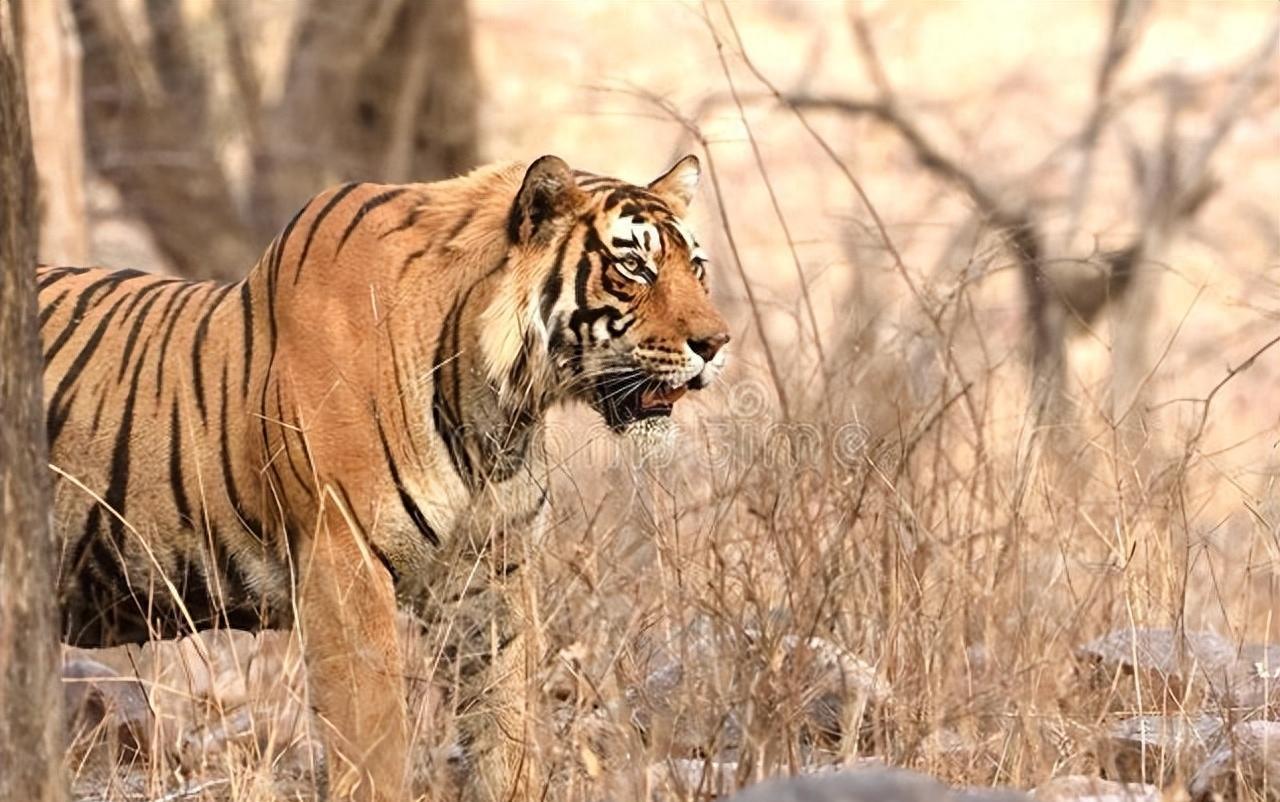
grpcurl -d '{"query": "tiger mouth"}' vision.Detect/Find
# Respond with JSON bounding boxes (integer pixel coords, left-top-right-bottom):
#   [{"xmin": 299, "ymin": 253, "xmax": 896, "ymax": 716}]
[{"xmin": 595, "ymin": 374, "xmax": 689, "ymax": 431}]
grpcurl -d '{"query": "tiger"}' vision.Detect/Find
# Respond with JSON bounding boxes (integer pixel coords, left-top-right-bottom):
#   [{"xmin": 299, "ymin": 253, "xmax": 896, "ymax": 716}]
[{"xmin": 37, "ymin": 154, "xmax": 730, "ymax": 801}]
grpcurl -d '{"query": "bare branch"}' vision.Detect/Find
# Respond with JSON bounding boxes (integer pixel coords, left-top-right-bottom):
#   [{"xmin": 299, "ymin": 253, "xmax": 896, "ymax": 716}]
[
  {"xmin": 1175, "ymin": 16, "xmax": 1279, "ymax": 220},
  {"xmin": 251, "ymin": 0, "xmax": 478, "ymax": 235},
  {"xmin": 1063, "ymin": 0, "xmax": 1151, "ymax": 240},
  {"xmin": 778, "ymin": 93, "xmax": 1058, "ymax": 394},
  {"xmin": 712, "ymin": 2, "xmax": 994, "ymax": 454},
  {"xmin": 848, "ymin": 5, "xmax": 890, "ymax": 98},
  {"xmin": 701, "ymin": 0, "xmax": 830, "ymax": 390},
  {"xmin": 71, "ymin": 0, "xmax": 258, "ymax": 280},
  {"xmin": 216, "ymin": 1, "xmax": 263, "ymax": 144},
  {"xmin": 143, "ymin": 0, "xmax": 206, "ymax": 103},
  {"xmin": 1150, "ymin": 331, "xmax": 1280, "ymax": 461}
]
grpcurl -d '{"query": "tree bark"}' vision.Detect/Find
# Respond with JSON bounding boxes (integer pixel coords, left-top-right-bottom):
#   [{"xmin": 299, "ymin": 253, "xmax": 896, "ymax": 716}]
[
  {"xmin": 251, "ymin": 0, "xmax": 480, "ymax": 240},
  {"xmin": 71, "ymin": 0, "xmax": 260, "ymax": 280},
  {"xmin": 73, "ymin": 0, "xmax": 482, "ymax": 277},
  {"xmin": 21, "ymin": 0, "xmax": 88, "ymax": 265},
  {"xmin": 0, "ymin": 0, "xmax": 68, "ymax": 799},
  {"xmin": 350, "ymin": 0, "xmax": 480, "ymax": 185}
]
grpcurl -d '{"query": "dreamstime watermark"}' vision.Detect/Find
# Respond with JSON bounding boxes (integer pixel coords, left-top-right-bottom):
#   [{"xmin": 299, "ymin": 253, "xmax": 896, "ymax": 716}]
[{"xmin": 528, "ymin": 376, "xmax": 873, "ymax": 473}]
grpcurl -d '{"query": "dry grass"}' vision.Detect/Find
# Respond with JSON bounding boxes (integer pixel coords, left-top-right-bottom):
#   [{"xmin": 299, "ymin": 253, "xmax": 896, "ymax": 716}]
[{"xmin": 60, "ymin": 1, "xmax": 1279, "ymax": 800}]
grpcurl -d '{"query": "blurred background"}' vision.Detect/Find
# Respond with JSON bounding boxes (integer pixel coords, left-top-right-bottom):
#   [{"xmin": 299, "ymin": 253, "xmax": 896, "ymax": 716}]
[{"xmin": 32, "ymin": 0, "xmax": 1280, "ymax": 800}]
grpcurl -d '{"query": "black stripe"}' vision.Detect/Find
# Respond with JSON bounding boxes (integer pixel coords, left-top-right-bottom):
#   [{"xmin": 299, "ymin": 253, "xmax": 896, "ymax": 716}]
[
  {"xmin": 89, "ymin": 392, "xmax": 108, "ymax": 436},
  {"xmin": 191, "ymin": 283, "xmax": 236, "ymax": 425},
  {"xmin": 398, "ymin": 247, "xmax": 427, "ymax": 277},
  {"xmin": 431, "ymin": 298, "xmax": 474, "ymax": 484},
  {"xmin": 153, "ymin": 283, "xmax": 202, "ymax": 402},
  {"xmin": 98, "ymin": 322, "xmax": 155, "ymax": 563},
  {"xmin": 604, "ymin": 186, "xmax": 664, "ymax": 212},
  {"xmin": 431, "ymin": 259, "xmax": 509, "ymax": 484},
  {"xmin": 240, "ymin": 282, "xmax": 254, "ymax": 397},
  {"xmin": 540, "ymin": 236, "xmax": 570, "ymax": 324},
  {"xmin": 607, "ymin": 313, "xmax": 634, "ymax": 337},
  {"xmin": 566, "ymin": 241, "xmax": 599, "ymax": 371},
  {"xmin": 371, "ymin": 543, "xmax": 399, "ymax": 584},
  {"xmin": 574, "ymin": 247, "xmax": 592, "ymax": 309},
  {"xmin": 169, "ymin": 399, "xmax": 194, "ymax": 525},
  {"xmin": 256, "ymin": 210, "xmax": 300, "ymax": 508},
  {"xmin": 114, "ymin": 280, "xmax": 179, "ymax": 382},
  {"xmin": 45, "ymin": 292, "xmax": 133, "ymax": 445},
  {"xmin": 43, "ymin": 271, "xmax": 141, "ymax": 364},
  {"xmin": 294, "ymin": 182, "xmax": 361, "ymax": 284},
  {"xmin": 275, "ymin": 381, "xmax": 314, "ymax": 500},
  {"xmin": 256, "ymin": 337, "xmax": 280, "ymax": 518},
  {"xmin": 379, "ymin": 205, "xmax": 423, "ymax": 240},
  {"xmin": 39, "ymin": 288, "xmax": 72, "ymax": 329},
  {"xmin": 601, "ymin": 265, "xmax": 637, "ymax": 303},
  {"xmin": 447, "ymin": 291, "xmax": 469, "ymax": 452},
  {"xmin": 269, "ymin": 203, "xmax": 307, "ymax": 285},
  {"xmin": 445, "ymin": 208, "xmax": 476, "ymax": 246},
  {"xmin": 505, "ymin": 196, "xmax": 523, "ymax": 243},
  {"xmin": 385, "ymin": 333, "xmax": 419, "ymax": 455},
  {"xmin": 377, "ymin": 419, "xmax": 440, "ymax": 547},
  {"xmin": 220, "ymin": 361, "xmax": 263, "ymax": 539},
  {"xmin": 336, "ymin": 188, "xmax": 409, "ymax": 256},
  {"xmin": 37, "ymin": 266, "xmax": 91, "ymax": 291},
  {"xmin": 569, "ymin": 301, "xmax": 625, "ymax": 342},
  {"xmin": 576, "ymin": 176, "xmax": 621, "ymax": 189}
]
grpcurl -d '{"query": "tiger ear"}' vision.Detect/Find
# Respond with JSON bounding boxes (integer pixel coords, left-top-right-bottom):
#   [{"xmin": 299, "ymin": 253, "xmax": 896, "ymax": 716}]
[
  {"xmin": 508, "ymin": 155, "xmax": 583, "ymax": 244},
  {"xmin": 647, "ymin": 154, "xmax": 701, "ymax": 214}
]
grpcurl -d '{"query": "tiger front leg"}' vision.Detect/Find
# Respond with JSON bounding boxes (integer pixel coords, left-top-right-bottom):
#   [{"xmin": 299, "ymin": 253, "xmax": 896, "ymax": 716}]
[
  {"xmin": 456, "ymin": 576, "xmax": 547, "ymax": 802},
  {"xmin": 298, "ymin": 502, "xmax": 409, "ymax": 802}
]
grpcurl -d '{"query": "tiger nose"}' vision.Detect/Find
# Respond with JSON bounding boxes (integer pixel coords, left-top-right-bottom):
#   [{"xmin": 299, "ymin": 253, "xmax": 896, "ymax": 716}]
[{"xmin": 688, "ymin": 331, "xmax": 730, "ymax": 362}]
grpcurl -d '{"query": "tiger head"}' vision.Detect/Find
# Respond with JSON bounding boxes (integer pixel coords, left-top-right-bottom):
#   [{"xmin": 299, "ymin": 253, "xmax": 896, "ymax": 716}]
[{"xmin": 504, "ymin": 155, "xmax": 730, "ymax": 435}]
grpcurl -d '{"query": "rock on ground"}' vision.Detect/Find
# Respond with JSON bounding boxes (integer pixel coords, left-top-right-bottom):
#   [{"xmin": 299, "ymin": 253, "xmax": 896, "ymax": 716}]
[
  {"xmin": 623, "ymin": 619, "xmax": 892, "ymax": 763},
  {"xmin": 62, "ymin": 655, "xmax": 154, "ymax": 761},
  {"xmin": 1094, "ymin": 715, "xmax": 1223, "ymax": 785},
  {"xmin": 722, "ymin": 768, "xmax": 1031, "ymax": 802},
  {"xmin": 1077, "ymin": 628, "xmax": 1278, "ymax": 715},
  {"xmin": 1076, "ymin": 629, "xmax": 1237, "ymax": 710},
  {"xmin": 1032, "ymin": 775, "xmax": 1161, "ymax": 801},
  {"xmin": 1189, "ymin": 720, "xmax": 1280, "ymax": 801}
]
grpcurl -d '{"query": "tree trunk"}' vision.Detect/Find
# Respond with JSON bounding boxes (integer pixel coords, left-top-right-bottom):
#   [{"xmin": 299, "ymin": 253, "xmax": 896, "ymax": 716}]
[
  {"xmin": 251, "ymin": 0, "xmax": 480, "ymax": 240},
  {"xmin": 347, "ymin": 0, "xmax": 481, "ymax": 185},
  {"xmin": 21, "ymin": 0, "xmax": 88, "ymax": 265},
  {"xmin": 0, "ymin": 1, "xmax": 68, "ymax": 799},
  {"xmin": 73, "ymin": 0, "xmax": 482, "ymax": 275},
  {"xmin": 71, "ymin": 0, "xmax": 260, "ymax": 280}
]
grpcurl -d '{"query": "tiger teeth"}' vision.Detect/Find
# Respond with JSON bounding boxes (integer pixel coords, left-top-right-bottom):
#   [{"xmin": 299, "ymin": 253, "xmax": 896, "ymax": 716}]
[{"xmin": 640, "ymin": 384, "xmax": 687, "ymax": 409}]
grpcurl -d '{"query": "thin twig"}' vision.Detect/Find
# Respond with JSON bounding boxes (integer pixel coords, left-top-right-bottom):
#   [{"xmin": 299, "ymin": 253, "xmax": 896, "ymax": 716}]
[
  {"xmin": 1063, "ymin": 0, "xmax": 1150, "ymax": 241},
  {"xmin": 714, "ymin": 5, "xmax": 991, "ymax": 447},
  {"xmin": 702, "ymin": 0, "xmax": 830, "ymax": 390},
  {"xmin": 1153, "ymin": 332, "xmax": 1280, "ymax": 454}
]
